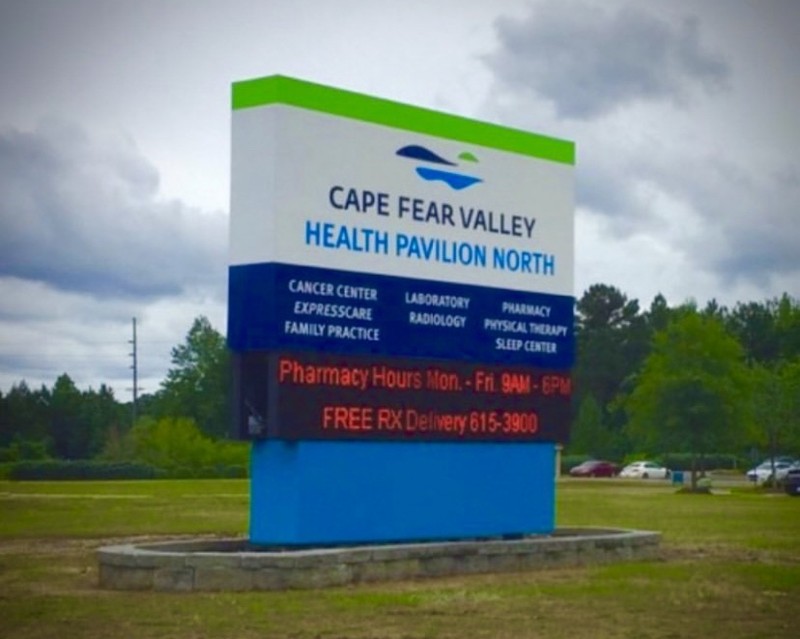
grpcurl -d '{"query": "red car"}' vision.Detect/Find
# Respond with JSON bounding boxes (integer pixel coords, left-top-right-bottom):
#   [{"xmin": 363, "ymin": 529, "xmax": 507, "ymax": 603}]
[{"xmin": 568, "ymin": 460, "xmax": 619, "ymax": 478}]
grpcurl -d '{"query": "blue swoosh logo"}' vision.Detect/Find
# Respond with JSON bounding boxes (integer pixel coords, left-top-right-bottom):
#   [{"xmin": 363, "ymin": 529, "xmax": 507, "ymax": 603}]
[
  {"xmin": 415, "ymin": 167, "xmax": 482, "ymax": 190},
  {"xmin": 396, "ymin": 144, "xmax": 482, "ymax": 190}
]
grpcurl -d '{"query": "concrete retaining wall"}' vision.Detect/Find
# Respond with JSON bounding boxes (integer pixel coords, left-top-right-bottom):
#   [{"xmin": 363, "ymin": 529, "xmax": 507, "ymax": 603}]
[{"xmin": 98, "ymin": 527, "xmax": 661, "ymax": 592}]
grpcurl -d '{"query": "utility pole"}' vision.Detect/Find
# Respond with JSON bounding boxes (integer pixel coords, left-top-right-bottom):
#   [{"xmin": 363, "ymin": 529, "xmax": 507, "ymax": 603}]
[{"xmin": 129, "ymin": 317, "xmax": 141, "ymax": 426}]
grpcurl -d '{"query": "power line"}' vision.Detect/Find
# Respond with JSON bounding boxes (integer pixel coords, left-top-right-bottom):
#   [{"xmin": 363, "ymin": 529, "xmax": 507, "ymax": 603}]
[{"xmin": 128, "ymin": 318, "xmax": 144, "ymax": 426}]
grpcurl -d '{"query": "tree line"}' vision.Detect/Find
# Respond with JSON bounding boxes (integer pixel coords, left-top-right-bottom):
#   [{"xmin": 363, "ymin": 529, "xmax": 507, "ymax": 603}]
[
  {"xmin": 0, "ymin": 316, "xmax": 237, "ymax": 472},
  {"xmin": 572, "ymin": 286, "xmax": 800, "ymax": 481},
  {"xmin": 1, "ymin": 288, "xmax": 799, "ymax": 477}
]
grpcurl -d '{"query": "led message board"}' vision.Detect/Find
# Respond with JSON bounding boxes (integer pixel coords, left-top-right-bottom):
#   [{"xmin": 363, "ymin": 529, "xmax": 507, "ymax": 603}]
[
  {"xmin": 236, "ymin": 351, "xmax": 571, "ymax": 442},
  {"xmin": 228, "ymin": 76, "xmax": 575, "ymax": 444}
]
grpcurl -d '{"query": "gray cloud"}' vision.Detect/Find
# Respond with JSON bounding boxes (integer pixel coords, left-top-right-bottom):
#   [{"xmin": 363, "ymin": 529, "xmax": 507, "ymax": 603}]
[
  {"xmin": 0, "ymin": 274, "xmax": 225, "ymax": 393},
  {"xmin": 485, "ymin": 2, "xmax": 730, "ymax": 119},
  {"xmin": 580, "ymin": 148, "xmax": 800, "ymax": 290},
  {"xmin": 480, "ymin": 2, "xmax": 798, "ymax": 295},
  {"xmin": 0, "ymin": 119, "xmax": 226, "ymax": 300},
  {"xmin": 652, "ymin": 155, "xmax": 800, "ymax": 289}
]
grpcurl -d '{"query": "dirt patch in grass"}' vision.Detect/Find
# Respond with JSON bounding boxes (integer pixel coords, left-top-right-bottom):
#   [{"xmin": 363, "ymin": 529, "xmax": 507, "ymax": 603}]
[{"xmin": 658, "ymin": 541, "xmax": 800, "ymax": 565}]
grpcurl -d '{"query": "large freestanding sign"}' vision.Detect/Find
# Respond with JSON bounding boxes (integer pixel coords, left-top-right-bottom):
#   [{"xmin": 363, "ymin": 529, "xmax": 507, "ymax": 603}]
[{"xmin": 228, "ymin": 76, "xmax": 575, "ymax": 545}]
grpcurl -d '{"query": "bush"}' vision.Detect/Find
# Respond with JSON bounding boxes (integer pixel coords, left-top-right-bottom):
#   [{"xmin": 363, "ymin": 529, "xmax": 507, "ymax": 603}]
[
  {"xmin": 185, "ymin": 464, "xmax": 248, "ymax": 479},
  {"xmin": 4, "ymin": 417, "xmax": 252, "ymax": 481},
  {"xmin": 120, "ymin": 416, "xmax": 250, "ymax": 475},
  {"xmin": 8, "ymin": 460, "xmax": 167, "ymax": 481},
  {"xmin": 0, "ymin": 438, "xmax": 51, "ymax": 462},
  {"xmin": 6, "ymin": 460, "xmax": 249, "ymax": 481},
  {"xmin": 660, "ymin": 453, "xmax": 747, "ymax": 472}
]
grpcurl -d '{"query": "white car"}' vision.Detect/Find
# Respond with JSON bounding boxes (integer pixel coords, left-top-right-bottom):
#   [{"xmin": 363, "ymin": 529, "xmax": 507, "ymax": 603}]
[
  {"xmin": 619, "ymin": 461, "xmax": 671, "ymax": 480},
  {"xmin": 746, "ymin": 460, "xmax": 797, "ymax": 485}
]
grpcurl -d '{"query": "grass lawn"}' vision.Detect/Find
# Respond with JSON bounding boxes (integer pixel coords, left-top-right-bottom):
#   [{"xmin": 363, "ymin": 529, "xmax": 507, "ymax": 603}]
[{"xmin": 1, "ymin": 477, "xmax": 798, "ymax": 638}]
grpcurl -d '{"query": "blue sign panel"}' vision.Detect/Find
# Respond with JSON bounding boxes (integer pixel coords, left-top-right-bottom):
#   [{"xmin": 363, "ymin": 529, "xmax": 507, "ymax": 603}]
[{"xmin": 229, "ymin": 263, "xmax": 574, "ymax": 368}]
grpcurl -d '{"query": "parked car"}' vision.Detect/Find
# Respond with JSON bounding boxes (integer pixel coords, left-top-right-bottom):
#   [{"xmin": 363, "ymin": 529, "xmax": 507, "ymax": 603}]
[
  {"xmin": 746, "ymin": 460, "xmax": 798, "ymax": 485},
  {"xmin": 784, "ymin": 468, "xmax": 800, "ymax": 496},
  {"xmin": 569, "ymin": 460, "xmax": 619, "ymax": 478},
  {"xmin": 619, "ymin": 461, "xmax": 671, "ymax": 480}
]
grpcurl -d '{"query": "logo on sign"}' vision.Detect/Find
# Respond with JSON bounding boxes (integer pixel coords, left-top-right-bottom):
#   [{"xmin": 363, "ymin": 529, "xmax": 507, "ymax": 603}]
[{"xmin": 396, "ymin": 145, "xmax": 482, "ymax": 191}]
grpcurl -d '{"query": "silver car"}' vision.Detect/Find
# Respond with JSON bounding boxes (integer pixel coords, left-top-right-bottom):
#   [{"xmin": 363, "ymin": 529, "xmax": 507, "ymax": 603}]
[
  {"xmin": 746, "ymin": 460, "xmax": 797, "ymax": 485},
  {"xmin": 619, "ymin": 461, "xmax": 671, "ymax": 480}
]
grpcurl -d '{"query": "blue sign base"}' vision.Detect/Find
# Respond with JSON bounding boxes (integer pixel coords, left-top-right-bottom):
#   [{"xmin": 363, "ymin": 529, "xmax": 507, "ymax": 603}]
[{"xmin": 249, "ymin": 440, "xmax": 556, "ymax": 545}]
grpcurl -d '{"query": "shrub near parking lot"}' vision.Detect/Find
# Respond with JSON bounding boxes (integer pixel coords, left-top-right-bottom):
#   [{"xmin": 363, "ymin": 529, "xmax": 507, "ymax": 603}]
[
  {"xmin": 659, "ymin": 453, "xmax": 745, "ymax": 472},
  {"xmin": 7, "ymin": 460, "xmax": 247, "ymax": 480},
  {"xmin": 8, "ymin": 460, "xmax": 165, "ymax": 480}
]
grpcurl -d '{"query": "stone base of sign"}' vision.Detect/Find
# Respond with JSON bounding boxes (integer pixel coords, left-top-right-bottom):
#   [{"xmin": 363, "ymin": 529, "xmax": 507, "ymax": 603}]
[{"xmin": 97, "ymin": 527, "xmax": 661, "ymax": 592}]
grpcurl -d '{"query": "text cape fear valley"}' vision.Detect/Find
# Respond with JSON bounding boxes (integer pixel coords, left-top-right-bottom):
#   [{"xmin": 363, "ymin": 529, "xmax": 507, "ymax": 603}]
[{"xmin": 311, "ymin": 185, "xmax": 557, "ymax": 276}]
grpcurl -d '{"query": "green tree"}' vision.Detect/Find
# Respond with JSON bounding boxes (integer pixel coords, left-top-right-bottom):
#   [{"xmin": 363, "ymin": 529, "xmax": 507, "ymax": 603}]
[
  {"xmin": 99, "ymin": 423, "xmax": 135, "ymax": 462},
  {"xmin": 724, "ymin": 295, "xmax": 800, "ymax": 365},
  {"xmin": 702, "ymin": 298, "xmax": 729, "ymax": 321},
  {"xmin": 774, "ymin": 294, "xmax": 800, "ymax": 361},
  {"xmin": 782, "ymin": 359, "xmax": 800, "ymax": 453},
  {"xmin": 0, "ymin": 390, "xmax": 5, "ymax": 446},
  {"xmin": 750, "ymin": 359, "xmax": 800, "ymax": 462},
  {"xmin": 80, "ymin": 384, "xmax": 126, "ymax": 459},
  {"xmin": 49, "ymin": 374, "xmax": 86, "ymax": 458},
  {"xmin": 0, "ymin": 381, "xmax": 51, "ymax": 448},
  {"xmin": 568, "ymin": 394, "xmax": 612, "ymax": 458},
  {"xmin": 128, "ymin": 416, "xmax": 217, "ymax": 473},
  {"xmin": 155, "ymin": 316, "xmax": 230, "ymax": 438},
  {"xmin": 726, "ymin": 300, "xmax": 780, "ymax": 364},
  {"xmin": 625, "ymin": 312, "xmax": 750, "ymax": 489},
  {"xmin": 644, "ymin": 293, "xmax": 672, "ymax": 334},
  {"xmin": 574, "ymin": 284, "xmax": 649, "ymax": 430}
]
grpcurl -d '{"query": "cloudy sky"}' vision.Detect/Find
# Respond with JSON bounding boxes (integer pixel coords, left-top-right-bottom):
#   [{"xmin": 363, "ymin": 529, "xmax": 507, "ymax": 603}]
[{"xmin": 0, "ymin": 0, "xmax": 798, "ymax": 396}]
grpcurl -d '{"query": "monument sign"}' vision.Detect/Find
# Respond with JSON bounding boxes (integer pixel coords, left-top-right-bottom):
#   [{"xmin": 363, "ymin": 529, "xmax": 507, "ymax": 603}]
[{"xmin": 228, "ymin": 75, "xmax": 574, "ymax": 544}]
